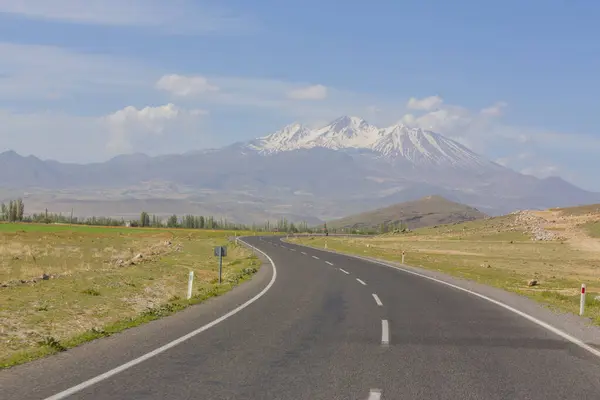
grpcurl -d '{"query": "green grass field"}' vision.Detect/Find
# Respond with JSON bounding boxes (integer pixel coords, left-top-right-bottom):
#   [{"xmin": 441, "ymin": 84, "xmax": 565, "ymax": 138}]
[
  {"xmin": 290, "ymin": 216, "xmax": 600, "ymax": 326},
  {"xmin": 1, "ymin": 223, "xmax": 261, "ymax": 368}
]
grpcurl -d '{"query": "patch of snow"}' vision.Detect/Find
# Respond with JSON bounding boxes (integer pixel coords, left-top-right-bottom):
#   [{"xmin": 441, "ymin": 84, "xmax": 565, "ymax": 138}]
[{"xmin": 246, "ymin": 115, "xmax": 493, "ymax": 170}]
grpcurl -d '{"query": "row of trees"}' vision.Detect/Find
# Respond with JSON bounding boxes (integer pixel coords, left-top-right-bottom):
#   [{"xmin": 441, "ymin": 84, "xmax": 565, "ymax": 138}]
[
  {"xmin": 378, "ymin": 220, "xmax": 410, "ymax": 234},
  {"xmin": 137, "ymin": 213, "xmax": 318, "ymax": 233},
  {"xmin": 0, "ymin": 199, "xmax": 322, "ymax": 233},
  {"xmin": 0, "ymin": 200, "xmax": 409, "ymax": 235},
  {"xmin": 137, "ymin": 212, "xmax": 241, "ymax": 230},
  {"xmin": 0, "ymin": 199, "xmax": 25, "ymax": 222}
]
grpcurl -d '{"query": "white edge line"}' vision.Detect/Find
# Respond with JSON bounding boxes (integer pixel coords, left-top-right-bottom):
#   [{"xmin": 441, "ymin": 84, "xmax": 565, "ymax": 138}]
[
  {"xmin": 339, "ymin": 268, "xmax": 350, "ymax": 274},
  {"xmin": 43, "ymin": 238, "xmax": 278, "ymax": 400},
  {"xmin": 372, "ymin": 294, "xmax": 383, "ymax": 306},
  {"xmin": 325, "ymin": 261, "xmax": 334, "ymax": 266},
  {"xmin": 368, "ymin": 389, "xmax": 382, "ymax": 399},
  {"xmin": 356, "ymin": 278, "xmax": 367, "ymax": 286},
  {"xmin": 381, "ymin": 320, "xmax": 389, "ymax": 345},
  {"xmin": 311, "ymin": 246, "xmax": 600, "ymax": 359}
]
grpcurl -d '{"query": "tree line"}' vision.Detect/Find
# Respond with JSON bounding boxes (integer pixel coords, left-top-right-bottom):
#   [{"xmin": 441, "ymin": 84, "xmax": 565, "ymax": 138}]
[
  {"xmin": 0, "ymin": 199, "xmax": 25, "ymax": 222},
  {"xmin": 0, "ymin": 199, "xmax": 321, "ymax": 233}
]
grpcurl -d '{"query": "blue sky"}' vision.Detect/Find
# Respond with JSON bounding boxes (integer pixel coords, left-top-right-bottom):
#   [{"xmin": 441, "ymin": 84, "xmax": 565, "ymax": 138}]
[{"xmin": 0, "ymin": 0, "xmax": 599, "ymax": 190}]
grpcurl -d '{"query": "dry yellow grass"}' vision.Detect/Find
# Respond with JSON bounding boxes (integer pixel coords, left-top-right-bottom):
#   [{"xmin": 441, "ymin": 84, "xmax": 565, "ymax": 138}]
[{"xmin": 0, "ymin": 224, "xmax": 259, "ymax": 367}]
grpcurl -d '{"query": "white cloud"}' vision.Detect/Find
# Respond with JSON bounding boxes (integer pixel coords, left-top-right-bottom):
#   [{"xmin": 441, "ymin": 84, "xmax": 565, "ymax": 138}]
[
  {"xmin": 401, "ymin": 113, "xmax": 416, "ymax": 125},
  {"xmin": 286, "ymin": 84, "xmax": 328, "ymax": 100},
  {"xmin": 401, "ymin": 104, "xmax": 478, "ymax": 137},
  {"xmin": 407, "ymin": 95, "xmax": 443, "ymax": 111},
  {"xmin": 0, "ymin": 105, "xmax": 212, "ymax": 161},
  {"xmin": 481, "ymin": 101, "xmax": 508, "ymax": 116},
  {"xmin": 0, "ymin": 0, "xmax": 257, "ymax": 34},
  {"xmin": 398, "ymin": 98, "xmax": 511, "ymax": 153},
  {"xmin": 105, "ymin": 103, "xmax": 209, "ymax": 154},
  {"xmin": 156, "ymin": 74, "xmax": 219, "ymax": 97}
]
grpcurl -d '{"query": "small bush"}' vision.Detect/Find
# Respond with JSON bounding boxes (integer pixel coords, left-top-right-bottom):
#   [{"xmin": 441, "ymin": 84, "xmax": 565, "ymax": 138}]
[
  {"xmin": 81, "ymin": 288, "xmax": 101, "ymax": 296},
  {"xmin": 38, "ymin": 336, "xmax": 66, "ymax": 352},
  {"xmin": 90, "ymin": 327, "xmax": 108, "ymax": 337},
  {"xmin": 141, "ymin": 303, "xmax": 176, "ymax": 318}
]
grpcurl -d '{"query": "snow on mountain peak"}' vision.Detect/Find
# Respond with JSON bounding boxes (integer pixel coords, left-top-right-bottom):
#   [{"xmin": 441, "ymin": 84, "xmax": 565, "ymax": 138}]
[{"xmin": 248, "ymin": 116, "xmax": 490, "ymax": 168}]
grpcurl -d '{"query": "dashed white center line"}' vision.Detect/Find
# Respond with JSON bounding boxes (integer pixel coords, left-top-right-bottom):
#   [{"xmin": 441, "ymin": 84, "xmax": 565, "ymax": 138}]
[
  {"xmin": 325, "ymin": 261, "xmax": 334, "ymax": 266},
  {"xmin": 312, "ymin": 255, "xmax": 320, "ymax": 259},
  {"xmin": 368, "ymin": 389, "xmax": 382, "ymax": 400},
  {"xmin": 381, "ymin": 320, "xmax": 389, "ymax": 346},
  {"xmin": 301, "ymin": 252, "xmax": 307, "ymax": 255},
  {"xmin": 372, "ymin": 294, "xmax": 383, "ymax": 306},
  {"xmin": 339, "ymin": 268, "xmax": 350, "ymax": 274},
  {"xmin": 290, "ymin": 248, "xmax": 296, "ymax": 251},
  {"xmin": 356, "ymin": 278, "xmax": 367, "ymax": 286}
]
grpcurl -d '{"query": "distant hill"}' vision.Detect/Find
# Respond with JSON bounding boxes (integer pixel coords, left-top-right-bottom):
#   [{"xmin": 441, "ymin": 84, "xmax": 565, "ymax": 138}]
[{"xmin": 325, "ymin": 195, "xmax": 487, "ymax": 231}]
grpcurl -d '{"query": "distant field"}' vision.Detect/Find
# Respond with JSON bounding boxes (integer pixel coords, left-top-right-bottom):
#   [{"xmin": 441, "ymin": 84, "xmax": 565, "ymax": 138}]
[
  {"xmin": 290, "ymin": 212, "xmax": 600, "ymax": 325},
  {"xmin": 0, "ymin": 223, "xmax": 260, "ymax": 368},
  {"xmin": 583, "ymin": 222, "xmax": 600, "ymax": 238},
  {"xmin": 551, "ymin": 203, "xmax": 600, "ymax": 216}
]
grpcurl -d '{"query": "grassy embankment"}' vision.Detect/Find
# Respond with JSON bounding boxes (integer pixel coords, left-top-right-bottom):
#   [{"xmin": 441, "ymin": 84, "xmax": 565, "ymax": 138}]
[
  {"xmin": 290, "ymin": 212, "xmax": 600, "ymax": 325},
  {"xmin": 0, "ymin": 223, "xmax": 264, "ymax": 368}
]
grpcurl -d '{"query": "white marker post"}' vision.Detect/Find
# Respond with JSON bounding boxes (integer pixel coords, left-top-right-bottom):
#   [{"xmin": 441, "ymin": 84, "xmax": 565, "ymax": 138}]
[
  {"xmin": 187, "ymin": 271, "xmax": 194, "ymax": 300},
  {"xmin": 580, "ymin": 284, "xmax": 586, "ymax": 316},
  {"xmin": 325, "ymin": 239, "xmax": 328, "ymax": 249},
  {"xmin": 401, "ymin": 250, "xmax": 405, "ymax": 264}
]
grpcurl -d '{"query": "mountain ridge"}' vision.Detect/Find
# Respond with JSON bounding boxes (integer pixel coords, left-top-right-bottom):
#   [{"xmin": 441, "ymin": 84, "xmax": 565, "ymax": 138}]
[
  {"xmin": 0, "ymin": 115, "xmax": 598, "ymax": 223},
  {"xmin": 247, "ymin": 115, "xmax": 495, "ymax": 170}
]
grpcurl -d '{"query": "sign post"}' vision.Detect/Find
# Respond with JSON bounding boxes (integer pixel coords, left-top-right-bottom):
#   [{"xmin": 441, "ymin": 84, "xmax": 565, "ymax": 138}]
[
  {"xmin": 214, "ymin": 246, "xmax": 227, "ymax": 284},
  {"xmin": 187, "ymin": 271, "xmax": 194, "ymax": 300}
]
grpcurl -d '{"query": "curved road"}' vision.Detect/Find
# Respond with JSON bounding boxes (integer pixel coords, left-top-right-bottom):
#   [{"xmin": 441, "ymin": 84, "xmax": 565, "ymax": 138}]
[{"xmin": 2, "ymin": 236, "xmax": 600, "ymax": 399}]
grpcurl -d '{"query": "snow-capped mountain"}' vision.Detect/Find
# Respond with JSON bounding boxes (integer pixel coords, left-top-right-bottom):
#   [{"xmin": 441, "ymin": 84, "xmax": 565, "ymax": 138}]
[
  {"xmin": 247, "ymin": 116, "xmax": 492, "ymax": 169},
  {"xmin": 1, "ymin": 114, "xmax": 598, "ymax": 223}
]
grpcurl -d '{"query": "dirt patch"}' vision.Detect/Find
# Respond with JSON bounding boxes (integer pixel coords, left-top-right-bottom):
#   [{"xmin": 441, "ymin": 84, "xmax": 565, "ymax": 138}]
[{"xmin": 527, "ymin": 209, "xmax": 600, "ymax": 255}]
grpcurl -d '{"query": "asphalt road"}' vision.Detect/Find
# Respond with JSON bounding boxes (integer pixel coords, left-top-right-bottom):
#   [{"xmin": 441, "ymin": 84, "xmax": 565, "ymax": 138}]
[{"xmin": 2, "ymin": 236, "xmax": 600, "ymax": 399}]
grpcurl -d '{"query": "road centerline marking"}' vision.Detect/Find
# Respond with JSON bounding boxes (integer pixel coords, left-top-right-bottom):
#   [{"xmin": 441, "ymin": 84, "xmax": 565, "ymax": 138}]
[
  {"xmin": 381, "ymin": 320, "xmax": 389, "ymax": 346},
  {"xmin": 356, "ymin": 278, "xmax": 367, "ymax": 285},
  {"xmin": 301, "ymin": 251, "xmax": 307, "ymax": 255},
  {"xmin": 368, "ymin": 389, "xmax": 382, "ymax": 400},
  {"xmin": 312, "ymin": 255, "xmax": 320, "ymax": 259},
  {"xmin": 325, "ymin": 261, "xmax": 334, "ymax": 266},
  {"xmin": 372, "ymin": 294, "xmax": 383, "ymax": 306},
  {"xmin": 339, "ymin": 268, "xmax": 350, "ymax": 274}
]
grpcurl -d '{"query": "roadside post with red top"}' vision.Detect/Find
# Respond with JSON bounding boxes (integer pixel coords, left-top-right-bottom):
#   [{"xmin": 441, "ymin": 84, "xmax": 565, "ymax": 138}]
[{"xmin": 580, "ymin": 284, "xmax": 586, "ymax": 316}]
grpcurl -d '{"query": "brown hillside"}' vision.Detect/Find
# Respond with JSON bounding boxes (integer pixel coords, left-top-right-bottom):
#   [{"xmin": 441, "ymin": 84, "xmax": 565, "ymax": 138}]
[{"xmin": 325, "ymin": 195, "xmax": 487, "ymax": 231}]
